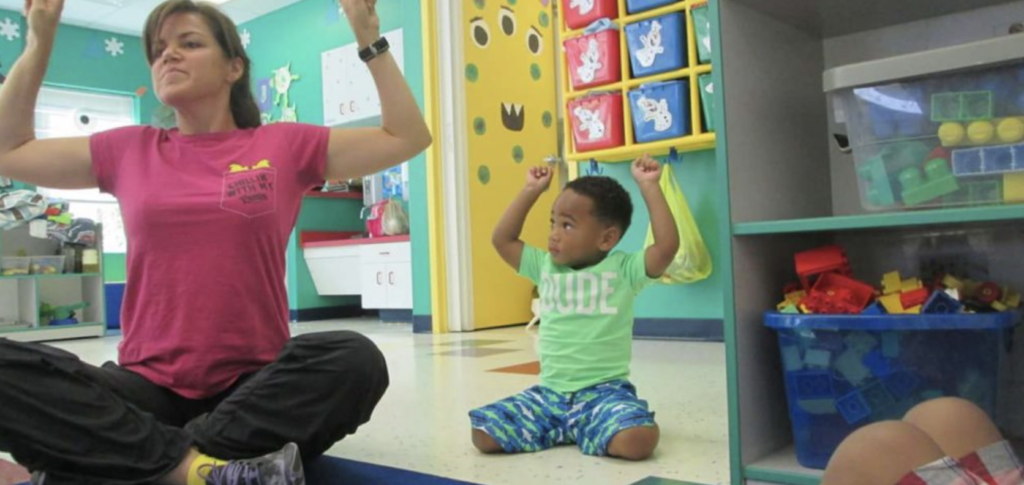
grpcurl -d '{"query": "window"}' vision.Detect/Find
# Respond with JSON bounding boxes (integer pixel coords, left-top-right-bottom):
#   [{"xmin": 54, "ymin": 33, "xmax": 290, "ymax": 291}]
[{"xmin": 33, "ymin": 86, "xmax": 136, "ymax": 253}]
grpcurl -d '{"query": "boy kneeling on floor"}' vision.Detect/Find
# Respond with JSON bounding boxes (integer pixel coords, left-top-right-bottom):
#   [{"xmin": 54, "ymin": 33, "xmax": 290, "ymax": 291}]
[{"xmin": 470, "ymin": 156, "xmax": 679, "ymax": 460}]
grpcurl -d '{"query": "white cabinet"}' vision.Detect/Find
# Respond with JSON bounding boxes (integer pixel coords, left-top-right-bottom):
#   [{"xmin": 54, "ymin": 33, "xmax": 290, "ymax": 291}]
[
  {"xmin": 359, "ymin": 242, "xmax": 412, "ymax": 310},
  {"xmin": 303, "ymin": 239, "xmax": 412, "ymax": 310},
  {"xmin": 304, "ymin": 244, "xmax": 362, "ymax": 296}
]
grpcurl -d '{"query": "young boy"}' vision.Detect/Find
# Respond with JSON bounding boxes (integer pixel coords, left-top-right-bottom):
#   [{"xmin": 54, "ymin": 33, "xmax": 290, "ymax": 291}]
[{"xmin": 469, "ymin": 155, "xmax": 680, "ymax": 461}]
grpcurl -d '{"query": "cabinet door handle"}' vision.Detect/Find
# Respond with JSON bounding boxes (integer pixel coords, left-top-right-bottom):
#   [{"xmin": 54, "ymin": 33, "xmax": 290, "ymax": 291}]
[
  {"xmin": 388, "ymin": 271, "xmax": 395, "ymax": 285},
  {"xmin": 376, "ymin": 272, "xmax": 383, "ymax": 285},
  {"xmin": 379, "ymin": 252, "xmax": 390, "ymax": 256}
]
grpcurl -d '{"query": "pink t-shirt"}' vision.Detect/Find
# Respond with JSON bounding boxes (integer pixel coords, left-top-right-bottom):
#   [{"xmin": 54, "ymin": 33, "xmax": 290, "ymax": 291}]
[{"xmin": 90, "ymin": 123, "xmax": 329, "ymax": 399}]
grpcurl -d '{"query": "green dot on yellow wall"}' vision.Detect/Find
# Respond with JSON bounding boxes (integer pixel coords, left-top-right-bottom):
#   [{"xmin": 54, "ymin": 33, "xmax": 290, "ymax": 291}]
[
  {"xmin": 508, "ymin": 0, "xmax": 517, "ymax": 5},
  {"xmin": 474, "ymin": 117, "xmax": 487, "ymax": 135},
  {"xmin": 466, "ymin": 64, "xmax": 479, "ymax": 83},
  {"xmin": 542, "ymin": 111, "xmax": 553, "ymax": 128},
  {"xmin": 512, "ymin": 145, "xmax": 524, "ymax": 163},
  {"xmin": 478, "ymin": 165, "xmax": 491, "ymax": 184},
  {"xmin": 539, "ymin": 11, "xmax": 550, "ymax": 27},
  {"xmin": 474, "ymin": 0, "xmax": 485, "ymax": 8},
  {"xmin": 530, "ymin": 64, "xmax": 541, "ymax": 80}
]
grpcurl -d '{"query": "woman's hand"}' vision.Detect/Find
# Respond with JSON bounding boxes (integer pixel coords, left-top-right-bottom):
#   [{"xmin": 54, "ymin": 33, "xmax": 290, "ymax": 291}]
[{"xmin": 339, "ymin": 0, "xmax": 381, "ymax": 48}]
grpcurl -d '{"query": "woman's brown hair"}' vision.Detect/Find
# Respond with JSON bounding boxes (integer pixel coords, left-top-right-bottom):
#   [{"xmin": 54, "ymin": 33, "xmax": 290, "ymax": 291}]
[{"xmin": 143, "ymin": 0, "xmax": 262, "ymax": 129}]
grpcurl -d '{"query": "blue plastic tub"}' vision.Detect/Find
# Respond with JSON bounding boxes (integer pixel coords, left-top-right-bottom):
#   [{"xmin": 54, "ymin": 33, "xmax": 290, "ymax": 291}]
[
  {"xmin": 629, "ymin": 80, "xmax": 690, "ymax": 142},
  {"xmin": 625, "ymin": 13, "xmax": 686, "ymax": 78},
  {"xmin": 625, "ymin": 0, "xmax": 675, "ymax": 14},
  {"xmin": 765, "ymin": 311, "xmax": 1017, "ymax": 470}
]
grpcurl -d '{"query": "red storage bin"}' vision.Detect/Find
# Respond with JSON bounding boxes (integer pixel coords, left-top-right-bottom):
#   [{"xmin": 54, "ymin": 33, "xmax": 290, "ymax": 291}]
[
  {"xmin": 564, "ymin": 29, "xmax": 621, "ymax": 90},
  {"xmin": 561, "ymin": 0, "xmax": 618, "ymax": 31},
  {"xmin": 568, "ymin": 93, "xmax": 625, "ymax": 152}
]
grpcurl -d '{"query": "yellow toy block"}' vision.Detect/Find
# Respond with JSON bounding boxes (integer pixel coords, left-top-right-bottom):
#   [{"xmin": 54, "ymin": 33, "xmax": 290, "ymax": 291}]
[
  {"xmin": 998, "ymin": 117, "xmax": 1024, "ymax": 144},
  {"xmin": 1002, "ymin": 290, "xmax": 1021, "ymax": 309},
  {"xmin": 777, "ymin": 290, "xmax": 807, "ymax": 311},
  {"xmin": 967, "ymin": 120, "xmax": 996, "ymax": 145},
  {"xmin": 882, "ymin": 271, "xmax": 902, "ymax": 295},
  {"xmin": 879, "ymin": 294, "xmax": 905, "ymax": 314},
  {"xmin": 938, "ymin": 122, "xmax": 966, "ymax": 147},
  {"xmin": 992, "ymin": 301, "xmax": 1008, "ymax": 312},
  {"xmin": 962, "ymin": 280, "xmax": 981, "ymax": 299},
  {"xmin": 799, "ymin": 304, "xmax": 813, "ymax": 314},
  {"xmin": 901, "ymin": 278, "xmax": 923, "ymax": 292},
  {"xmin": 942, "ymin": 275, "xmax": 965, "ymax": 291},
  {"xmin": 1004, "ymin": 173, "xmax": 1024, "ymax": 203},
  {"xmin": 905, "ymin": 305, "xmax": 922, "ymax": 314}
]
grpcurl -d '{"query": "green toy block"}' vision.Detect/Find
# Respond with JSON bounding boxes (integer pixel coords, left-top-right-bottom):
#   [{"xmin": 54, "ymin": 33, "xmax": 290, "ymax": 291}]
[
  {"xmin": 857, "ymin": 155, "xmax": 896, "ymax": 207},
  {"xmin": 880, "ymin": 141, "xmax": 931, "ymax": 174},
  {"xmin": 779, "ymin": 303, "xmax": 800, "ymax": 314},
  {"xmin": 930, "ymin": 91, "xmax": 994, "ymax": 122},
  {"xmin": 962, "ymin": 91, "xmax": 994, "ymax": 120},
  {"xmin": 931, "ymin": 92, "xmax": 963, "ymax": 122},
  {"xmin": 900, "ymin": 158, "xmax": 961, "ymax": 206},
  {"xmin": 967, "ymin": 179, "xmax": 1001, "ymax": 203}
]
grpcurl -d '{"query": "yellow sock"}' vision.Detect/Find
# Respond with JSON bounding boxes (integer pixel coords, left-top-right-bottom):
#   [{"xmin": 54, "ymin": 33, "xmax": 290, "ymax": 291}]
[{"xmin": 187, "ymin": 453, "xmax": 228, "ymax": 485}]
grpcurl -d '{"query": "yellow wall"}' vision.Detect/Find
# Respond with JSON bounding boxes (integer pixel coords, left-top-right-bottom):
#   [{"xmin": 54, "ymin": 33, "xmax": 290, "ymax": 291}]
[{"xmin": 463, "ymin": 0, "xmax": 559, "ymax": 329}]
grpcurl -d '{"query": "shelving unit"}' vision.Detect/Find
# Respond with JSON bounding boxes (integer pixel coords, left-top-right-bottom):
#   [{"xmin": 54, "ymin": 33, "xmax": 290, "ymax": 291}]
[
  {"xmin": 560, "ymin": 0, "xmax": 716, "ymax": 163},
  {"xmin": 710, "ymin": 1, "xmax": 1024, "ymax": 483},
  {"xmin": 0, "ymin": 224, "xmax": 106, "ymax": 342}
]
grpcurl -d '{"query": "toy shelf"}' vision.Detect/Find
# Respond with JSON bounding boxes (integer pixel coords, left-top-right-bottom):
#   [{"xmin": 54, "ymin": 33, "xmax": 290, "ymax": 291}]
[
  {"xmin": 561, "ymin": 0, "xmax": 715, "ymax": 163},
  {"xmin": 0, "ymin": 322, "xmax": 106, "ymax": 342},
  {"xmin": 714, "ymin": 1, "xmax": 1024, "ymax": 484},
  {"xmin": 733, "ymin": 204, "xmax": 1024, "ymax": 236},
  {"xmin": 305, "ymin": 191, "xmax": 363, "ymax": 200}
]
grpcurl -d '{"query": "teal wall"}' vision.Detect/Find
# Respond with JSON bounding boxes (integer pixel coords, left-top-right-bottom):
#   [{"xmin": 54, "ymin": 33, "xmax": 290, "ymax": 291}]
[
  {"xmin": 240, "ymin": 0, "xmax": 429, "ymax": 316},
  {"xmin": 0, "ymin": 9, "xmax": 158, "ymax": 284},
  {"xmin": 583, "ymin": 150, "xmax": 724, "ymax": 320}
]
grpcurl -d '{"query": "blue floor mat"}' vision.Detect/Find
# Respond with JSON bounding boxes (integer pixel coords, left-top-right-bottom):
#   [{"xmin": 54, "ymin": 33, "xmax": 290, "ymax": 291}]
[{"xmin": 16, "ymin": 455, "xmax": 480, "ymax": 485}]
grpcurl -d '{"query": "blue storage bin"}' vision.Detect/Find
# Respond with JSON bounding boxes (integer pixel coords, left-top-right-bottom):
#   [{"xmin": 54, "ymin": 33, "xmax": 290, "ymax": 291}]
[
  {"xmin": 625, "ymin": 13, "xmax": 686, "ymax": 78},
  {"xmin": 765, "ymin": 312, "xmax": 1017, "ymax": 470},
  {"xmin": 628, "ymin": 81, "xmax": 690, "ymax": 143},
  {"xmin": 625, "ymin": 0, "xmax": 675, "ymax": 14}
]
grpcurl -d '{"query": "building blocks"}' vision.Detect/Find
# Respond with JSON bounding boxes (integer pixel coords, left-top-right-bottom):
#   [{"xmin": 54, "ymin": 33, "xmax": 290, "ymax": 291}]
[
  {"xmin": 899, "ymin": 157, "xmax": 960, "ymax": 206},
  {"xmin": 951, "ymin": 141, "xmax": 1024, "ymax": 177},
  {"xmin": 801, "ymin": 273, "xmax": 876, "ymax": 314},
  {"xmin": 794, "ymin": 245, "xmax": 852, "ymax": 290},
  {"xmin": 923, "ymin": 290, "xmax": 963, "ymax": 314},
  {"xmin": 931, "ymin": 91, "xmax": 993, "ymax": 122}
]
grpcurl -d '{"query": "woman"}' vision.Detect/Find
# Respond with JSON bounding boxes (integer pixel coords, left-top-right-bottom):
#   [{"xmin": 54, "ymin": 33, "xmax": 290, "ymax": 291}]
[{"xmin": 0, "ymin": 0, "xmax": 431, "ymax": 483}]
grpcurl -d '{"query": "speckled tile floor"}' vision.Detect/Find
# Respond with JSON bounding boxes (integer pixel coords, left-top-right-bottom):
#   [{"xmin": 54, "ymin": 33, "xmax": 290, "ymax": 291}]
[{"xmin": 6, "ymin": 319, "xmax": 730, "ymax": 485}]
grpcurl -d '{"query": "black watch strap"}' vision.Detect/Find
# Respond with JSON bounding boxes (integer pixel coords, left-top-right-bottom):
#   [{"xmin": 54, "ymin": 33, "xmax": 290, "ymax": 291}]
[{"xmin": 359, "ymin": 37, "xmax": 390, "ymax": 62}]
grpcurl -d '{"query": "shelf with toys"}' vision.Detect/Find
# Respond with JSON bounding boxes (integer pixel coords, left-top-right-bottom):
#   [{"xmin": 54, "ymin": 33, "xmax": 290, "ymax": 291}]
[
  {"xmin": 713, "ymin": 1, "xmax": 1024, "ymax": 483},
  {"xmin": 559, "ymin": 0, "xmax": 716, "ymax": 163}
]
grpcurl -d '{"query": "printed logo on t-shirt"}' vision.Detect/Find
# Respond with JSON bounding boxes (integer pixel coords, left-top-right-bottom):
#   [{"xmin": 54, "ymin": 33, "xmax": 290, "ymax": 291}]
[
  {"xmin": 221, "ymin": 159, "xmax": 277, "ymax": 218},
  {"xmin": 539, "ymin": 272, "xmax": 618, "ymax": 315}
]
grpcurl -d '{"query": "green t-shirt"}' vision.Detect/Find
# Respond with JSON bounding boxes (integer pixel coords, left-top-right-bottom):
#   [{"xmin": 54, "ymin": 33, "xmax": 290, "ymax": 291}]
[{"xmin": 519, "ymin": 245, "xmax": 655, "ymax": 393}]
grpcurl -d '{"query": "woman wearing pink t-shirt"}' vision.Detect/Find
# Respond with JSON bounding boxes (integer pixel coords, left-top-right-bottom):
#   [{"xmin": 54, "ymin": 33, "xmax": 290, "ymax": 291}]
[{"xmin": 0, "ymin": 0, "xmax": 430, "ymax": 484}]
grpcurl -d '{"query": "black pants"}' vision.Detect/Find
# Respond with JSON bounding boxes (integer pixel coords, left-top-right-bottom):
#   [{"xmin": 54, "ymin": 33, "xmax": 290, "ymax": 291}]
[{"xmin": 0, "ymin": 331, "xmax": 389, "ymax": 485}]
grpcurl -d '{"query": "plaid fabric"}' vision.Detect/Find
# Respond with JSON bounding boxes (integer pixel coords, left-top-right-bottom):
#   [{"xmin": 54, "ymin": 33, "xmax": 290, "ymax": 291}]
[{"xmin": 899, "ymin": 441, "xmax": 1024, "ymax": 485}]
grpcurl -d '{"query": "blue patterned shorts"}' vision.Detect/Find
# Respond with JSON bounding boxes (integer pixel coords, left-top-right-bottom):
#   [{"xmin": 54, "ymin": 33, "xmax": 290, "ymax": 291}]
[{"xmin": 468, "ymin": 380, "xmax": 656, "ymax": 456}]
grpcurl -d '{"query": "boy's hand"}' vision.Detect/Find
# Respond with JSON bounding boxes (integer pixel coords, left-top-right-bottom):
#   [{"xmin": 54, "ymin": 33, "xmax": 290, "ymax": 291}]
[
  {"xmin": 525, "ymin": 166, "xmax": 554, "ymax": 194},
  {"xmin": 632, "ymin": 155, "xmax": 662, "ymax": 186}
]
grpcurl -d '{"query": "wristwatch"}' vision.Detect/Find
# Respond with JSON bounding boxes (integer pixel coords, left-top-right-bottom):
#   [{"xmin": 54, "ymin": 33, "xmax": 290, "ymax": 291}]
[{"xmin": 359, "ymin": 37, "xmax": 390, "ymax": 63}]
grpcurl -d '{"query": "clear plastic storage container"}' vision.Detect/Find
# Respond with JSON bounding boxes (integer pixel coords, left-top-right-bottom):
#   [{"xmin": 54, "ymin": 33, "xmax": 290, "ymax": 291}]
[{"xmin": 825, "ymin": 35, "xmax": 1024, "ymax": 211}]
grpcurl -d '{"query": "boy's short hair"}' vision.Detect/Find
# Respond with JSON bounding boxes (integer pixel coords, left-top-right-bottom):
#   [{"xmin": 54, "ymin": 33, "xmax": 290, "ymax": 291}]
[{"xmin": 564, "ymin": 176, "xmax": 633, "ymax": 235}]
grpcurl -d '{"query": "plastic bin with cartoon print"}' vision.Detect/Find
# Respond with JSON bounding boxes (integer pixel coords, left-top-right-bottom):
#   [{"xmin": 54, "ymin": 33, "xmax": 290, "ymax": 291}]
[
  {"xmin": 561, "ymin": 0, "xmax": 618, "ymax": 31},
  {"xmin": 563, "ymin": 21, "xmax": 621, "ymax": 91},
  {"xmin": 568, "ymin": 92, "xmax": 625, "ymax": 153},
  {"xmin": 629, "ymin": 80, "xmax": 690, "ymax": 143},
  {"xmin": 625, "ymin": 12, "xmax": 686, "ymax": 78}
]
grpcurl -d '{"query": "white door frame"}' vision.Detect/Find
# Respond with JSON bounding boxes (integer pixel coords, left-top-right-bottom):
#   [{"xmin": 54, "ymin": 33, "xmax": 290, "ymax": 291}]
[{"xmin": 435, "ymin": 0, "xmax": 475, "ymax": 332}]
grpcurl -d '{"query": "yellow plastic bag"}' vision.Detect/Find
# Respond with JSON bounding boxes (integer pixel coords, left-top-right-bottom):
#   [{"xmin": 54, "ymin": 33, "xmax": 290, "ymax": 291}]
[{"xmin": 644, "ymin": 163, "xmax": 712, "ymax": 284}]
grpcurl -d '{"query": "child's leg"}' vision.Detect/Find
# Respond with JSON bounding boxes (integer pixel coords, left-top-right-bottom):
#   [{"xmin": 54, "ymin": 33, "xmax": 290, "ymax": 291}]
[
  {"xmin": 607, "ymin": 424, "xmax": 660, "ymax": 461},
  {"xmin": 822, "ymin": 421, "xmax": 946, "ymax": 485},
  {"xmin": 902, "ymin": 397, "xmax": 1004, "ymax": 460},
  {"xmin": 570, "ymin": 381, "xmax": 658, "ymax": 461},
  {"xmin": 468, "ymin": 386, "xmax": 570, "ymax": 454}
]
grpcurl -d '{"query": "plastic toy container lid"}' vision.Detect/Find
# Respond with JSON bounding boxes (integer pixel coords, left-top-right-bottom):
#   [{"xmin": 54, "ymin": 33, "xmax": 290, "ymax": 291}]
[
  {"xmin": 823, "ymin": 35, "xmax": 1024, "ymax": 93},
  {"xmin": 764, "ymin": 311, "xmax": 1019, "ymax": 331}
]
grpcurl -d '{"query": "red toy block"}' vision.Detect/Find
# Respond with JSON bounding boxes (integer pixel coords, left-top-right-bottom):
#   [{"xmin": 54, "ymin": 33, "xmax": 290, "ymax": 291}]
[
  {"xmin": 928, "ymin": 147, "xmax": 951, "ymax": 161},
  {"xmin": 975, "ymin": 282, "xmax": 1003, "ymax": 305},
  {"xmin": 800, "ymin": 272, "xmax": 875, "ymax": 314},
  {"xmin": 900, "ymin": 287, "xmax": 930, "ymax": 308},
  {"xmin": 795, "ymin": 245, "xmax": 852, "ymax": 290}
]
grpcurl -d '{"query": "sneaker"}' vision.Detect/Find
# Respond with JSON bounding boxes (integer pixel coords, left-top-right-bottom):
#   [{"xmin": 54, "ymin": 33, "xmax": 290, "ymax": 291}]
[{"xmin": 199, "ymin": 442, "xmax": 305, "ymax": 485}]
